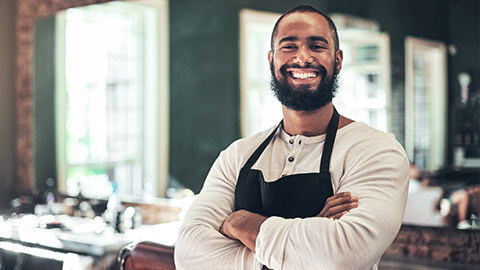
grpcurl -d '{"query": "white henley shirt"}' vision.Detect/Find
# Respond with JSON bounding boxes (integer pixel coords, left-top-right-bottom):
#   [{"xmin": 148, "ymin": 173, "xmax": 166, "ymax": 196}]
[{"xmin": 175, "ymin": 121, "xmax": 410, "ymax": 270}]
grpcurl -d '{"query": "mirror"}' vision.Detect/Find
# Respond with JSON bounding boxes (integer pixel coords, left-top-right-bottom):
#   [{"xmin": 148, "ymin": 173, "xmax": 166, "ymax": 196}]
[
  {"xmin": 17, "ymin": 0, "xmax": 480, "ymax": 229},
  {"xmin": 405, "ymin": 36, "xmax": 447, "ymax": 171}
]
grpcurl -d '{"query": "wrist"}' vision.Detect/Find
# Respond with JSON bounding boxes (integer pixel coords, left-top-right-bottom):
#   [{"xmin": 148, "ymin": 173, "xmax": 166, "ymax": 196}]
[
  {"xmin": 236, "ymin": 211, "xmax": 267, "ymax": 252},
  {"xmin": 226, "ymin": 210, "xmax": 249, "ymax": 240}
]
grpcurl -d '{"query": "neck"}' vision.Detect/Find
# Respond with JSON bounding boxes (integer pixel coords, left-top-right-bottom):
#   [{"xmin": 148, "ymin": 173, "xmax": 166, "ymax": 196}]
[{"xmin": 282, "ymin": 102, "xmax": 334, "ymax": 136}]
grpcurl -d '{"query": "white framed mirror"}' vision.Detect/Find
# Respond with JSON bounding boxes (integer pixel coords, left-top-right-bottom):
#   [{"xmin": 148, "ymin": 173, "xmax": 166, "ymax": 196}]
[{"xmin": 405, "ymin": 36, "xmax": 447, "ymax": 171}]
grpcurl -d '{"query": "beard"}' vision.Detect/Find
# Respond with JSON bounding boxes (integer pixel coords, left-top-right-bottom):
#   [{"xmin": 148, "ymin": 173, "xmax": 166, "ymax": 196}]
[{"xmin": 270, "ymin": 61, "xmax": 339, "ymax": 111}]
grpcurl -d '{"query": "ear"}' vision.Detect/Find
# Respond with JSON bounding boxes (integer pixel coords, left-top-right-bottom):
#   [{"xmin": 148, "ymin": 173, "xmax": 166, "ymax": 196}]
[
  {"xmin": 268, "ymin": 50, "xmax": 273, "ymax": 66},
  {"xmin": 335, "ymin": 49, "xmax": 343, "ymax": 74}
]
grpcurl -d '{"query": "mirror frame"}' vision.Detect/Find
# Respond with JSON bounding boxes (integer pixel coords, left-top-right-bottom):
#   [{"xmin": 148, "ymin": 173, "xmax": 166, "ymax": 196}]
[{"xmin": 15, "ymin": 0, "xmax": 113, "ymax": 194}]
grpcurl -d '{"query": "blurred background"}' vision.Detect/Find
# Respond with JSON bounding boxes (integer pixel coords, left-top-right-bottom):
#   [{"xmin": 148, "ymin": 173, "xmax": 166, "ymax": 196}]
[{"xmin": 0, "ymin": 0, "xmax": 479, "ymax": 269}]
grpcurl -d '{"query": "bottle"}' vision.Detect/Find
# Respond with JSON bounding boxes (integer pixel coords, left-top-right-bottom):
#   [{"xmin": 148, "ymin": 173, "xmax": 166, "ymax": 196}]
[
  {"xmin": 43, "ymin": 178, "xmax": 57, "ymax": 214},
  {"xmin": 103, "ymin": 182, "xmax": 124, "ymax": 232},
  {"xmin": 471, "ymin": 214, "xmax": 478, "ymax": 229}
]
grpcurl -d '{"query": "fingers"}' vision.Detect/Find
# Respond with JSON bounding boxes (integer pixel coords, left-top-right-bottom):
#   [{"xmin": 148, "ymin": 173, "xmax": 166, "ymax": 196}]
[
  {"xmin": 326, "ymin": 192, "xmax": 358, "ymax": 206},
  {"xmin": 317, "ymin": 192, "xmax": 359, "ymax": 218},
  {"xmin": 324, "ymin": 202, "xmax": 358, "ymax": 218},
  {"xmin": 318, "ymin": 192, "xmax": 355, "ymax": 216},
  {"xmin": 329, "ymin": 211, "xmax": 349, "ymax": 220}
]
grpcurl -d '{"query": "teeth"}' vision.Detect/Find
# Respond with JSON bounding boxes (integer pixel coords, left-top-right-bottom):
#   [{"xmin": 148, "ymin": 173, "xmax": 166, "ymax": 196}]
[{"xmin": 292, "ymin": 72, "xmax": 317, "ymax": 79}]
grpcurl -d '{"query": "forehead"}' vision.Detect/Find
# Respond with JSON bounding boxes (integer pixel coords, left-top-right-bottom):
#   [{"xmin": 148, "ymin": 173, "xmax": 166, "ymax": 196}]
[{"xmin": 275, "ymin": 12, "xmax": 332, "ymax": 43}]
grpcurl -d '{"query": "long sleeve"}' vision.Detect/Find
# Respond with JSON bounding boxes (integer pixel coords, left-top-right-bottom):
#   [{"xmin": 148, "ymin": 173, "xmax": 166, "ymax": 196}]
[
  {"xmin": 254, "ymin": 136, "xmax": 410, "ymax": 270},
  {"xmin": 176, "ymin": 123, "xmax": 410, "ymax": 270},
  {"xmin": 174, "ymin": 145, "xmax": 261, "ymax": 270}
]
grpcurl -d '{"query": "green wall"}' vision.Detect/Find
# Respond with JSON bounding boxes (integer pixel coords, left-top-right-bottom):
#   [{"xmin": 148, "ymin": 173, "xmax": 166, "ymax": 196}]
[
  {"xmin": 0, "ymin": 0, "xmax": 15, "ymax": 209},
  {"xmin": 169, "ymin": 0, "xmax": 462, "ymax": 193},
  {"xmin": 34, "ymin": 16, "xmax": 58, "ymax": 191}
]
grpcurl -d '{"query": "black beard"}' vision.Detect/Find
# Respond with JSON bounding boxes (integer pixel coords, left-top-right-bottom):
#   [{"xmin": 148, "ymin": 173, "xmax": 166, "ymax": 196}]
[{"xmin": 270, "ymin": 62, "xmax": 338, "ymax": 111}]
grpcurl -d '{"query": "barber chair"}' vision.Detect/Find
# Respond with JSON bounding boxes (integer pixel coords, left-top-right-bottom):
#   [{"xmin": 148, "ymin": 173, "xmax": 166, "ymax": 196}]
[{"xmin": 117, "ymin": 241, "xmax": 175, "ymax": 270}]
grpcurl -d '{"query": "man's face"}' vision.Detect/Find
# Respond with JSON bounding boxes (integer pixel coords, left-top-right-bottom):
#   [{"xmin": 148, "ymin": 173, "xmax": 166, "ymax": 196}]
[{"xmin": 268, "ymin": 12, "xmax": 343, "ymax": 111}]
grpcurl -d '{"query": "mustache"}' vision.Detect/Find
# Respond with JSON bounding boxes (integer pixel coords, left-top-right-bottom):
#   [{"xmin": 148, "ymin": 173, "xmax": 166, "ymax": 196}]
[{"xmin": 279, "ymin": 63, "xmax": 327, "ymax": 77}]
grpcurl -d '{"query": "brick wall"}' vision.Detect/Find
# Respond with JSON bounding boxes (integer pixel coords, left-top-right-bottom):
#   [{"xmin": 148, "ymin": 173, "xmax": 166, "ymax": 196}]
[{"xmin": 386, "ymin": 224, "xmax": 480, "ymax": 264}]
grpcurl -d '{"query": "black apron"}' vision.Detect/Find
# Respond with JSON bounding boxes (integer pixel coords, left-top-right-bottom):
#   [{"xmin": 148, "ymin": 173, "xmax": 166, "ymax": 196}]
[{"xmin": 234, "ymin": 108, "xmax": 339, "ymax": 218}]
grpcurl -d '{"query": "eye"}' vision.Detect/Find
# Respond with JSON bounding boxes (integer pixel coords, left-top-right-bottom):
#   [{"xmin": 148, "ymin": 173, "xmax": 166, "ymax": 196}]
[
  {"xmin": 310, "ymin": 44, "xmax": 326, "ymax": 51},
  {"xmin": 281, "ymin": 44, "xmax": 297, "ymax": 52}
]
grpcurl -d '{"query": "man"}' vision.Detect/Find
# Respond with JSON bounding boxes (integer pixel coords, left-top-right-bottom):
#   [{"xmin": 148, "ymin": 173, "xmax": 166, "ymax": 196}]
[{"xmin": 175, "ymin": 5, "xmax": 409, "ymax": 270}]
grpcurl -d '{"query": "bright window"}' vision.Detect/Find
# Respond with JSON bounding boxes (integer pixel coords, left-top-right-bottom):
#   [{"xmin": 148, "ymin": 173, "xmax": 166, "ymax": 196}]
[{"xmin": 55, "ymin": 1, "xmax": 169, "ymax": 198}]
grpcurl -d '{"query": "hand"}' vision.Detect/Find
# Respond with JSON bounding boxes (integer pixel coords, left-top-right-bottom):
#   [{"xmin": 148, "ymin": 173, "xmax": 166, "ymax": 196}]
[
  {"xmin": 317, "ymin": 192, "xmax": 358, "ymax": 219},
  {"xmin": 219, "ymin": 210, "xmax": 267, "ymax": 252}
]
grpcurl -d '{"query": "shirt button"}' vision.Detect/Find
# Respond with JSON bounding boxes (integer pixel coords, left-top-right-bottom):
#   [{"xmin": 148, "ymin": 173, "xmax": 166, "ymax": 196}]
[
  {"xmin": 289, "ymin": 138, "xmax": 294, "ymax": 144},
  {"xmin": 288, "ymin": 156, "xmax": 294, "ymax": 162},
  {"xmin": 299, "ymin": 140, "xmax": 302, "ymax": 145}
]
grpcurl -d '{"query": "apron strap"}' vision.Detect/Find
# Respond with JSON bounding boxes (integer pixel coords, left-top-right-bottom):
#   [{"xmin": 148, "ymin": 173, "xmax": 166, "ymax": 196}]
[
  {"xmin": 319, "ymin": 107, "xmax": 340, "ymax": 173},
  {"xmin": 243, "ymin": 121, "xmax": 283, "ymax": 170}
]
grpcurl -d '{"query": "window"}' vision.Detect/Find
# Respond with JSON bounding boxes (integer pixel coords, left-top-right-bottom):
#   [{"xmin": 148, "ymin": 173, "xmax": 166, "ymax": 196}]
[{"xmin": 55, "ymin": 0, "xmax": 169, "ymax": 198}]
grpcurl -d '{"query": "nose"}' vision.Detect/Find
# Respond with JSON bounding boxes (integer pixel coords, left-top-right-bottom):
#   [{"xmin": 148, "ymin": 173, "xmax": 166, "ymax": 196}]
[{"xmin": 293, "ymin": 46, "xmax": 313, "ymax": 65}]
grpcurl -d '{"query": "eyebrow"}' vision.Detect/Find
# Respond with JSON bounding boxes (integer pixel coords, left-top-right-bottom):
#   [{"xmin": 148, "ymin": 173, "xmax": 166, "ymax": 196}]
[
  {"xmin": 278, "ymin": 36, "xmax": 329, "ymax": 45},
  {"xmin": 278, "ymin": 36, "xmax": 298, "ymax": 44},
  {"xmin": 309, "ymin": 36, "xmax": 329, "ymax": 44}
]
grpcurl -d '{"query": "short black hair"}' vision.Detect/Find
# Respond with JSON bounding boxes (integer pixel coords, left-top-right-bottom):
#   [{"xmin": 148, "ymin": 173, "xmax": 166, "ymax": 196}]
[{"xmin": 270, "ymin": 5, "xmax": 339, "ymax": 51}]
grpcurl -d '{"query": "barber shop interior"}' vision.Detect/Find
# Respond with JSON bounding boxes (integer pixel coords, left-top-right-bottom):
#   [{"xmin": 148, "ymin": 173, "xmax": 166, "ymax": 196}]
[{"xmin": 0, "ymin": 0, "xmax": 479, "ymax": 269}]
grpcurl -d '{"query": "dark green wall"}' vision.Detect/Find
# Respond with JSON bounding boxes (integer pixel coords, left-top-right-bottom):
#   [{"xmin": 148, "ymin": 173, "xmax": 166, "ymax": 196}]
[
  {"xmin": 34, "ymin": 16, "xmax": 58, "ymax": 191},
  {"xmin": 0, "ymin": 0, "xmax": 16, "ymax": 209},
  {"xmin": 169, "ymin": 0, "xmax": 468, "ymax": 193}
]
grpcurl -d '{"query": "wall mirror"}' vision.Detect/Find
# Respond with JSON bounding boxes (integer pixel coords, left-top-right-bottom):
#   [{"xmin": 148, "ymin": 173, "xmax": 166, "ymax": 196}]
[{"xmin": 405, "ymin": 36, "xmax": 447, "ymax": 172}]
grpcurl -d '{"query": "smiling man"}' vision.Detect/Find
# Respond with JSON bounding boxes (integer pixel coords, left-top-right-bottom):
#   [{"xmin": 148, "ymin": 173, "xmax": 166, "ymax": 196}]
[
  {"xmin": 269, "ymin": 8, "xmax": 341, "ymax": 113},
  {"xmin": 175, "ymin": 5, "xmax": 410, "ymax": 270}
]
